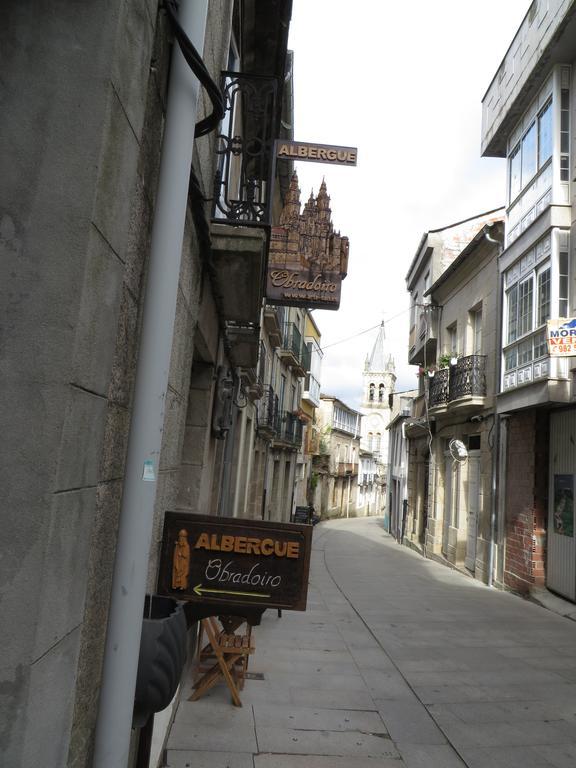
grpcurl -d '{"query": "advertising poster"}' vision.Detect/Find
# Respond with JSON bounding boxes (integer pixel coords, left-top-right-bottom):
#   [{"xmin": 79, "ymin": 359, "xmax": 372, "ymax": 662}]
[
  {"xmin": 547, "ymin": 318, "xmax": 576, "ymax": 356},
  {"xmin": 553, "ymin": 474, "xmax": 574, "ymax": 537}
]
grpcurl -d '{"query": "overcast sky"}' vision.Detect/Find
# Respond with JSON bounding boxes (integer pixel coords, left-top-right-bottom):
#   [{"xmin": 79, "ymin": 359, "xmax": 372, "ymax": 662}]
[{"xmin": 287, "ymin": 0, "xmax": 530, "ymax": 407}]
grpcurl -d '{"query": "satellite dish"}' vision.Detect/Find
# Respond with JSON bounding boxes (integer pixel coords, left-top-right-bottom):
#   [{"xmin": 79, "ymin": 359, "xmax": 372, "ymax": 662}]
[{"xmin": 449, "ymin": 438, "xmax": 468, "ymax": 463}]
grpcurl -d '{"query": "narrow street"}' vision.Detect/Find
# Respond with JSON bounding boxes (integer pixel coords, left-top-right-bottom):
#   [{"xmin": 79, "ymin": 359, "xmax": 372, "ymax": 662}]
[{"xmin": 165, "ymin": 517, "xmax": 576, "ymax": 768}]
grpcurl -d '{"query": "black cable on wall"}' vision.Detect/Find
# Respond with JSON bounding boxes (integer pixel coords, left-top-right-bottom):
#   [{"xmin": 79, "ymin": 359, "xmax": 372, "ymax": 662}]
[{"xmin": 165, "ymin": 0, "xmax": 225, "ymax": 137}]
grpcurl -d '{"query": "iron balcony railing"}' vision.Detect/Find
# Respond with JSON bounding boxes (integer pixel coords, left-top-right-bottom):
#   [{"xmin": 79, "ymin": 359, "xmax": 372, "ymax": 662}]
[
  {"xmin": 450, "ymin": 354, "xmax": 487, "ymax": 400},
  {"xmin": 282, "ymin": 322, "xmax": 302, "ymax": 357},
  {"xmin": 428, "ymin": 368, "xmax": 449, "ymax": 408},
  {"xmin": 276, "ymin": 410, "xmax": 303, "ymax": 446},
  {"xmin": 280, "ymin": 322, "xmax": 311, "ymax": 373},
  {"xmin": 428, "ymin": 355, "xmax": 487, "ymax": 408},
  {"xmin": 257, "ymin": 385, "xmax": 279, "ymax": 434},
  {"xmin": 336, "ymin": 462, "xmax": 359, "ymax": 476}
]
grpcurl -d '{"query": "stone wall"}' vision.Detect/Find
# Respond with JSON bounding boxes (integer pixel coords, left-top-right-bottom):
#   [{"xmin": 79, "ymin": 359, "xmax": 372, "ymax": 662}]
[{"xmin": 0, "ymin": 1, "xmax": 233, "ymax": 765}]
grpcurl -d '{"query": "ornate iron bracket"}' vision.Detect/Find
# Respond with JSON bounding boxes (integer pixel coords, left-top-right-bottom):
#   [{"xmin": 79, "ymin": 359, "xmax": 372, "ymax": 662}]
[{"xmin": 211, "ymin": 72, "xmax": 279, "ymax": 227}]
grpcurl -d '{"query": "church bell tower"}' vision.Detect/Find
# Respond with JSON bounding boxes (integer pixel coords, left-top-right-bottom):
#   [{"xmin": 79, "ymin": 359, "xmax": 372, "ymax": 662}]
[{"xmin": 360, "ymin": 321, "xmax": 396, "ymax": 462}]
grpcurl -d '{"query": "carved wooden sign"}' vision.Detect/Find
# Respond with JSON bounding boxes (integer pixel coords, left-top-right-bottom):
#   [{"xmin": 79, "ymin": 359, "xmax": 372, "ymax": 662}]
[
  {"xmin": 158, "ymin": 512, "xmax": 313, "ymax": 611},
  {"xmin": 275, "ymin": 140, "xmax": 357, "ymax": 167},
  {"xmin": 266, "ymin": 173, "xmax": 349, "ymax": 311}
]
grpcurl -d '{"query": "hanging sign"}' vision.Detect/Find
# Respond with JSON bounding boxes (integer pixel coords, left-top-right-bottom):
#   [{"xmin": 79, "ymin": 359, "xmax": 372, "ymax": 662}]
[
  {"xmin": 158, "ymin": 512, "xmax": 313, "ymax": 611},
  {"xmin": 265, "ymin": 173, "xmax": 349, "ymax": 311},
  {"xmin": 547, "ymin": 318, "xmax": 576, "ymax": 356},
  {"xmin": 275, "ymin": 140, "xmax": 357, "ymax": 166}
]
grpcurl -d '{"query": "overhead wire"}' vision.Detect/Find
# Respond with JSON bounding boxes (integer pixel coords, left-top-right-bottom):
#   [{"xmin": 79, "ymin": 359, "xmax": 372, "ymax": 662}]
[{"xmin": 320, "ymin": 305, "xmax": 412, "ymax": 351}]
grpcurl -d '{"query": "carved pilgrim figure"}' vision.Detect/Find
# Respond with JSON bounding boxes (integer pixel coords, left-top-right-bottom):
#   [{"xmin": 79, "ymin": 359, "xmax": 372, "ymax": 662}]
[{"xmin": 172, "ymin": 529, "xmax": 190, "ymax": 590}]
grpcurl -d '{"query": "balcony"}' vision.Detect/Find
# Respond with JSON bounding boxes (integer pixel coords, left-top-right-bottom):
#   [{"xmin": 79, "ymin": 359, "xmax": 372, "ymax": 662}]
[
  {"xmin": 225, "ymin": 322, "xmax": 260, "ymax": 368},
  {"xmin": 278, "ymin": 322, "xmax": 310, "ymax": 377},
  {"xmin": 336, "ymin": 462, "xmax": 358, "ymax": 477},
  {"xmin": 408, "ymin": 305, "xmax": 439, "ymax": 366},
  {"xmin": 302, "ymin": 373, "xmax": 321, "ymax": 407},
  {"xmin": 239, "ymin": 367, "xmax": 264, "ymax": 402},
  {"xmin": 263, "ymin": 304, "xmax": 285, "ymax": 347},
  {"xmin": 428, "ymin": 368, "xmax": 450, "ymax": 410},
  {"xmin": 274, "ymin": 410, "xmax": 303, "ymax": 448},
  {"xmin": 428, "ymin": 355, "xmax": 487, "ymax": 414},
  {"xmin": 256, "ymin": 386, "xmax": 279, "ymax": 438},
  {"xmin": 306, "ymin": 430, "xmax": 320, "ymax": 456}
]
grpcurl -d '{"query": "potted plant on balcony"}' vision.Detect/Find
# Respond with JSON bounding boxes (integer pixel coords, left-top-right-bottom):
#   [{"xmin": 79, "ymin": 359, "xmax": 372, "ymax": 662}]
[
  {"xmin": 438, "ymin": 353, "xmax": 461, "ymax": 368},
  {"xmin": 292, "ymin": 407, "xmax": 309, "ymax": 423}
]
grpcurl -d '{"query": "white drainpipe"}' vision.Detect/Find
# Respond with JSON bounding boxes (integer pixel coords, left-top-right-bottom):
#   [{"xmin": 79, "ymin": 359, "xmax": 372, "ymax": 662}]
[{"xmin": 93, "ymin": 2, "xmax": 208, "ymax": 765}]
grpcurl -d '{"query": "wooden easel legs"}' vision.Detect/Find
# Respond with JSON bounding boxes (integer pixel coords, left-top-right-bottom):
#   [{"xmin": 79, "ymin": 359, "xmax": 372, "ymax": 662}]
[{"xmin": 189, "ymin": 617, "xmax": 253, "ymax": 707}]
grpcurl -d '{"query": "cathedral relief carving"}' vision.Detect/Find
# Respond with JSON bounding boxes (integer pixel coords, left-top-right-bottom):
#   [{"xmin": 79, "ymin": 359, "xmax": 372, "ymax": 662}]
[{"xmin": 266, "ymin": 172, "xmax": 349, "ymax": 310}]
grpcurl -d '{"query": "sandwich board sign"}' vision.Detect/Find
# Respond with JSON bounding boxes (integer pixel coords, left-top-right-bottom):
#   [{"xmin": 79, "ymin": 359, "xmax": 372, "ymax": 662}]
[{"xmin": 158, "ymin": 512, "xmax": 312, "ymax": 611}]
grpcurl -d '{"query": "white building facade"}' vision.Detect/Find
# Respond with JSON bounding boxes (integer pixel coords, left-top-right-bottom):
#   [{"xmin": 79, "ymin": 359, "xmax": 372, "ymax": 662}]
[{"xmin": 481, "ymin": 1, "xmax": 576, "ymax": 598}]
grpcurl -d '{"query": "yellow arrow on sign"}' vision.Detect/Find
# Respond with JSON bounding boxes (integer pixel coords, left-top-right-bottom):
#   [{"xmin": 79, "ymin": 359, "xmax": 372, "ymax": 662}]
[{"xmin": 193, "ymin": 583, "xmax": 270, "ymax": 599}]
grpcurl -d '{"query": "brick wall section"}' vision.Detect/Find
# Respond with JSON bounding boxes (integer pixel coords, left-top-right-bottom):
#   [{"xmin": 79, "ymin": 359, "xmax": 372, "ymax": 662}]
[
  {"xmin": 533, "ymin": 411, "xmax": 549, "ymax": 582},
  {"xmin": 504, "ymin": 410, "xmax": 548, "ymax": 594}
]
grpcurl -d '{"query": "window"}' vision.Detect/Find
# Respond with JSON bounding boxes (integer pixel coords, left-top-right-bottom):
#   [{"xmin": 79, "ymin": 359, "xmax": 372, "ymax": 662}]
[
  {"xmin": 538, "ymin": 101, "xmax": 552, "ymax": 167},
  {"xmin": 447, "ymin": 324, "xmax": 458, "ymax": 356},
  {"xmin": 304, "ymin": 373, "xmax": 320, "ymax": 403},
  {"xmin": 509, "ymin": 144, "xmax": 521, "ymax": 201},
  {"xmin": 537, "ymin": 267, "xmax": 551, "ymax": 326},
  {"xmin": 367, "ymin": 433, "xmax": 373, "ymax": 451},
  {"xmin": 369, "ymin": 383, "xmax": 374, "ymax": 401},
  {"xmin": 518, "ymin": 337, "xmax": 533, "ymax": 366},
  {"xmin": 258, "ymin": 340, "xmax": 267, "ymax": 384},
  {"xmin": 502, "ymin": 232, "xmax": 565, "ymax": 390},
  {"xmin": 374, "ymin": 433, "xmax": 381, "ymax": 452},
  {"xmin": 561, "ymin": 88, "xmax": 570, "ymax": 181},
  {"xmin": 410, "ymin": 292, "xmax": 418, "ymax": 328},
  {"xmin": 505, "ymin": 346, "xmax": 517, "ymax": 372},
  {"xmin": 468, "ymin": 434, "xmax": 481, "ymax": 451},
  {"xmin": 534, "ymin": 329, "xmax": 547, "ymax": 359},
  {"xmin": 508, "ymin": 99, "xmax": 554, "ymax": 203},
  {"xmin": 521, "ymin": 123, "xmax": 537, "ymax": 187},
  {"xmin": 333, "ymin": 407, "xmax": 358, "ymax": 434},
  {"xmin": 471, "ymin": 308, "xmax": 483, "ymax": 355},
  {"xmin": 378, "ymin": 384, "xmax": 384, "ymax": 402},
  {"xmin": 279, "ymin": 374, "xmax": 286, "ymax": 410},
  {"xmin": 507, "ymin": 285, "xmax": 518, "ymax": 343},
  {"xmin": 559, "ymin": 251, "xmax": 569, "ymax": 317},
  {"xmin": 518, "ymin": 278, "xmax": 533, "ymax": 336}
]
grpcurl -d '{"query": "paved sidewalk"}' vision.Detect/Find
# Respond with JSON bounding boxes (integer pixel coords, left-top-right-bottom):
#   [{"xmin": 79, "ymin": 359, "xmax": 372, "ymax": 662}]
[{"xmin": 164, "ymin": 517, "xmax": 576, "ymax": 768}]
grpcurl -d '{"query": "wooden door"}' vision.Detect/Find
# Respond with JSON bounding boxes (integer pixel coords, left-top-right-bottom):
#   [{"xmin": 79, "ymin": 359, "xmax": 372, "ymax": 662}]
[{"xmin": 465, "ymin": 454, "xmax": 480, "ymax": 572}]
